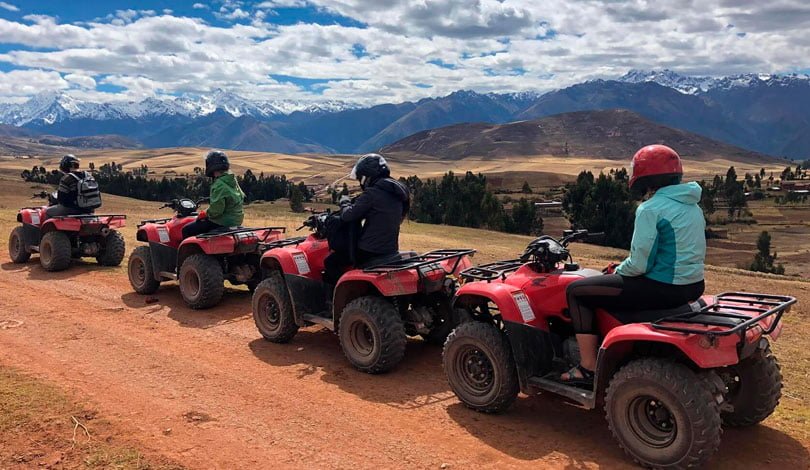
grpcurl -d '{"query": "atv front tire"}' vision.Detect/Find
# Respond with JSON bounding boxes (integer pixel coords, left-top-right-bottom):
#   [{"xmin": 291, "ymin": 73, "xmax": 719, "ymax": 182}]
[
  {"xmin": 128, "ymin": 246, "xmax": 160, "ymax": 295},
  {"xmin": 720, "ymin": 341, "xmax": 782, "ymax": 427},
  {"xmin": 39, "ymin": 231, "xmax": 72, "ymax": 272},
  {"xmin": 338, "ymin": 296, "xmax": 406, "ymax": 374},
  {"xmin": 8, "ymin": 226, "xmax": 31, "ymax": 263},
  {"xmin": 442, "ymin": 321, "xmax": 519, "ymax": 413},
  {"xmin": 179, "ymin": 254, "xmax": 224, "ymax": 309},
  {"xmin": 605, "ymin": 358, "xmax": 722, "ymax": 469},
  {"xmin": 252, "ymin": 273, "xmax": 298, "ymax": 343},
  {"xmin": 97, "ymin": 229, "xmax": 126, "ymax": 266}
]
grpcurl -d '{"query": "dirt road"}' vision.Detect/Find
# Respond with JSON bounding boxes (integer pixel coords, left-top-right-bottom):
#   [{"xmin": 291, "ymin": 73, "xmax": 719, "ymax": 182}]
[{"xmin": 0, "ymin": 257, "xmax": 808, "ymax": 469}]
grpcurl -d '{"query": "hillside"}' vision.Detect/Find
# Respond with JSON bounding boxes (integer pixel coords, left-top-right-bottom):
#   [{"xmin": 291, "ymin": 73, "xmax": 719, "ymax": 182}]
[
  {"xmin": 0, "ymin": 124, "xmax": 140, "ymax": 156},
  {"xmin": 382, "ymin": 109, "xmax": 776, "ymax": 162}
]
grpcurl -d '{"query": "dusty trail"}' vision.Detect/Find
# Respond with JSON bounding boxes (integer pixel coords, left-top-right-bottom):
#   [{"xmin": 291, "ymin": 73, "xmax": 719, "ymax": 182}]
[{"xmin": 0, "ymin": 259, "xmax": 807, "ymax": 469}]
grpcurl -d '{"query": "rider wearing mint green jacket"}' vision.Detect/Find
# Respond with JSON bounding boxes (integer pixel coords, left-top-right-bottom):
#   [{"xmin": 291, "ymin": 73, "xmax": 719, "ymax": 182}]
[
  {"xmin": 615, "ymin": 181, "xmax": 706, "ymax": 284},
  {"xmin": 561, "ymin": 145, "xmax": 707, "ymax": 387}
]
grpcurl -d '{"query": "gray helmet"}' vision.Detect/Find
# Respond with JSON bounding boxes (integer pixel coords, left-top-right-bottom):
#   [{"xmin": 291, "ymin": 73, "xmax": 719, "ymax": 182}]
[
  {"xmin": 350, "ymin": 153, "xmax": 390, "ymax": 189},
  {"xmin": 204, "ymin": 150, "xmax": 229, "ymax": 177},
  {"xmin": 59, "ymin": 154, "xmax": 80, "ymax": 173}
]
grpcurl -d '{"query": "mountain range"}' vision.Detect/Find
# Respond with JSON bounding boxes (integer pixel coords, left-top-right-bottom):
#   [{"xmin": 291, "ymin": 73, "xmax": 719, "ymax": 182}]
[{"xmin": 0, "ymin": 70, "xmax": 808, "ymax": 159}]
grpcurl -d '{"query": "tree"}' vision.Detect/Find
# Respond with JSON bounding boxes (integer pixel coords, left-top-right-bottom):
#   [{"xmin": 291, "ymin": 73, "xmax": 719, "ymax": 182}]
[
  {"xmin": 289, "ymin": 184, "xmax": 305, "ymax": 212},
  {"xmin": 509, "ymin": 198, "xmax": 543, "ymax": 235},
  {"xmin": 521, "ymin": 181, "xmax": 533, "ymax": 194},
  {"xmin": 562, "ymin": 170, "xmax": 635, "ymax": 248},
  {"xmin": 750, "ymin": 231, "xmax": 785, "ymax": 275}
]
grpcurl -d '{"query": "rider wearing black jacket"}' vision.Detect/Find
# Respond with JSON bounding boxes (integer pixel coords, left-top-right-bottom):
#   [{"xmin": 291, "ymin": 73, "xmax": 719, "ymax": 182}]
[
  {"xmin": 46, "ymin": 154, "xmax": 94, "ymax": 218},
  {"xmin": 322, "ymin": 154, "xmax": 410, "ymax": 286}
]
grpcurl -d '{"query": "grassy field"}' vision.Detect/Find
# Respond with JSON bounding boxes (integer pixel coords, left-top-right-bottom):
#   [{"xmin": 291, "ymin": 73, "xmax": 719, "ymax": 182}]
[{"xmin": 0, "ymin": 147, "xmax": 790, "ymax": 192}]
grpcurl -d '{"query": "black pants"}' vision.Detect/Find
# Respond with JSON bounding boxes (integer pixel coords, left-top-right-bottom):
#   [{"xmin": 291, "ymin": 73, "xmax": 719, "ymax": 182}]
[
  {"xmin": 567, "ymin": 274, "xmax": 705, "ymax": 334},
  {"xmin": 182, "ymin": 218, "xmax": 223, "ymax": 239},
  {"xmin": 322, "ymin": 248, "xmax": 378, "ymax": 286},
  {"xmin": 45, "ymin": 205, "xmax": 90, "ymax": 218}
]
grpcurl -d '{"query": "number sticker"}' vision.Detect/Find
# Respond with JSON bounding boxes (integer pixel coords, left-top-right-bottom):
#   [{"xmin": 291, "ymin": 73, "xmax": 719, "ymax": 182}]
[
  {"xmin": 293, "ymin": 253, "xmax": 310, "ymax": 274},
  {"xmin": 512, "ymin": 292, "xmax": 535, "ymax": 322},
  {"xmin": 157, "ymin": 227, "xmax": 170, "ymax": 243}
]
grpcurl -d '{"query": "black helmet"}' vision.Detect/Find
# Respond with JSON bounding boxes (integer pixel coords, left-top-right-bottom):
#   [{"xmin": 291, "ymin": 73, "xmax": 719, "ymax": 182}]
[
  {"xmin": 59, "ymin": 154, "xmax": 80, "ymax": 173},
  {"xmin": 350, "ymin": 153, "xmax": 390, "ymax": 189},
  {"xmin": 204, "ymin": 150, "xmax": 229, "ymax": 177}
]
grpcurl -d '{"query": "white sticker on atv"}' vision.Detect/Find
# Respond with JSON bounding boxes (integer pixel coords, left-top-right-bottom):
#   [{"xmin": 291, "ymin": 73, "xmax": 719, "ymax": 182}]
[
  {"xmin": 157, "ymin": 227, "xmax": 170, "ymax": 243},
  {"xmin": 30, "ymin": 212, "xmax": 40, "ymax": 225},
  {"xmin": 293, "ymin": 253, "xmax": 310, "ymax": 274},
  {"xmin": 512, "ymin": 292, "xmax": 535, "ymax": 322}
]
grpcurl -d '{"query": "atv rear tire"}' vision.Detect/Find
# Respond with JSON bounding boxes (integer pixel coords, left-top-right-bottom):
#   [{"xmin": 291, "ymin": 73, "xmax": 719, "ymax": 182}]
[
  {"xmin": 97, "ymin": 229, "xmax": 126, "ymax": 266},
  {"xmin": 605, "ymin": 358, "xmax": 722, "ymax": 469},
  {"xmin": 421, "ymin": 307, "xmax": 471, "ymax": 346},
  {"xmin": 8, "ymin": 226, "xmax": 31, "ymax": 263},
  {"xmin": 128, "ymin": 246, "xmax": 160, "ymax": 295},
  {"xmin": 39, "ymin": 231, "xmax": 72, "ymax": 272},
  {"xmin": 442, "ymin": 321, "xmax": 518, "ymax": 413},
  {"xmin": 252, "ymin": 273, "xmax": 298, "ymax": 343},
  {"xmin": 179, "ymin": 254, "xmax": 224, "ymax": 309},
  {"xmin": 720, "ymin": 341, "xmax": 782, "ymax": 427},
  {"xmin": 338, "ymin": 296, "xmax": 406, "ymax": 374}
]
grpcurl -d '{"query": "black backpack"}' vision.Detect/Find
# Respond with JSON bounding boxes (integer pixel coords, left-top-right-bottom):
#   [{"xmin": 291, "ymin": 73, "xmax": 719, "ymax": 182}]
[{"xmin": 69, "ymin": 172, "xmax": 102, "ymax": 210}]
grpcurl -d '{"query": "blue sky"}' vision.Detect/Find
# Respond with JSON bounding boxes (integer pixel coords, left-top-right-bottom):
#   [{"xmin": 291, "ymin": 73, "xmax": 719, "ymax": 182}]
[{"xmin": 0, "ymin": 0, "xmax": 807, "ymax": 104}]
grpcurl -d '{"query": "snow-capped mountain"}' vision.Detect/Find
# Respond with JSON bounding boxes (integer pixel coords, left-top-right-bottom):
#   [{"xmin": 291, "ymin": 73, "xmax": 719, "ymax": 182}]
[
  {"xmin": 618, "ymin": 69, "xmax": 810, "ymax": 95},
  {"xmin": 0, "ymin": 90, "xmax": 359, "ymax": 127}
]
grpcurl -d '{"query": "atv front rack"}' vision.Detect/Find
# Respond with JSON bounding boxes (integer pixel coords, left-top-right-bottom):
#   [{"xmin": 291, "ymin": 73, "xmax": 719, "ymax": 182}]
[
  {"xmin": 363, "ymin": 249, "xmax": 476, "ymax": 276},
  {"xmin": 56, "ymin": 214, "xmax": 127, "ymax": 223},
  {"xmin": 650, "ymin": 292, "xmax": 796, "ymax": 338},
  {"xmin": 459, "ymin": 259, "xmax": 524, "ymax": 282},
  {"xmin": 261, "ymin": 236, "xmax": 307, "ymax": 249}
]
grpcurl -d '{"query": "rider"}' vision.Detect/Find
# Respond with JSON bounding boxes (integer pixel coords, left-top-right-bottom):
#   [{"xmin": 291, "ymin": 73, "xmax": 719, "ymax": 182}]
[
  {"xmin": 561, "ymin": 145, "xmax": 706, "ymax": 386},
  {"xmin": 322, "ymin": 153, "xmax": 411, "ymax": 287},
  {"xmin": 46, "ymin": 154, "xmax": 97, "ymax": 218},
  {"xmin": 182, "ymin": 150, "xmax": 245, "ymax": 239}
]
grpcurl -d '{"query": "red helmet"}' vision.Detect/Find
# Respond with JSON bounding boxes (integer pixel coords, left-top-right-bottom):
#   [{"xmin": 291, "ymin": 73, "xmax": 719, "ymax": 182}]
[{"xmin": 629, "ymin": 144, "xmax": 683, "ymax": 191}]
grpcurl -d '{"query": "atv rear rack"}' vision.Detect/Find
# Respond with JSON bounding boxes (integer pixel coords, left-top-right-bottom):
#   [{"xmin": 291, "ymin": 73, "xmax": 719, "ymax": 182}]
[
  {"xmin": 650, "ymin": 292, "xmax": 796, "ymax": 338},
  {"xmin": 459, "ymin": 259, "xmax": 524, "ymax": 282},
  {"xmin": 195, "ymin": 226, "xmax": 286, "ymax": 242},
  {"xmin": 260, "ymin": 236, "xmax": 307, "ymax": 249},
  {"xmin": 363, "ymin": 248, "xmax": 476, "ymax": 276}
]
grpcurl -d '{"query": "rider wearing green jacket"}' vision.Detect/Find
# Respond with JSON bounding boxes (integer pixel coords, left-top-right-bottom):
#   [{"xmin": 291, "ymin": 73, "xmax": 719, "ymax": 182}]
[{"xmin": 182, "ymin": 150, "xmax": 245, "ymax": 238}]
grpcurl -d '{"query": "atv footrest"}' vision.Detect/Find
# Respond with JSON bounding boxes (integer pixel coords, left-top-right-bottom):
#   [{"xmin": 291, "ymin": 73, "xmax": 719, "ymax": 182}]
[
  {"xmin": 528, "ymin": 375, "xmax": 595, "ymax": 408},
  {"xmin": 302, "ymin": 313, "xmax": 334, "ymax": 330}
]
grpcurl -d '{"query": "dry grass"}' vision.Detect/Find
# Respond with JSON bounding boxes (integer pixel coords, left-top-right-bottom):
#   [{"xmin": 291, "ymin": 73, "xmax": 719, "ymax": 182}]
[
  {"xmin": 0, "ymin": 366, "xmax": 183, "ymax": 469},
  {"xmin": 0, "ymin": 147, "xmax": 788, "ymax": 192}
]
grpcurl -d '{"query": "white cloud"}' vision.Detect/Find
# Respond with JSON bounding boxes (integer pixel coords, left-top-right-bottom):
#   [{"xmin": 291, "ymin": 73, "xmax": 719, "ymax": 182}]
[
  {"xmin": 0, "ymin": 69, "xmax": 68, "ymax": 101},
  {"xmin": 192, "ymin": 3, "xmax": 209, "ymax": 9},
  {"xmin": 0, "ymin": 2, "xmax": 18, "ymax": 12},
  {"xmin": 64, "ymin": 73, "xmax": 96, "ymax": 89},
  {"xmin": 0, "ymin": 2, "xmax": 807, "ymax": 105}
]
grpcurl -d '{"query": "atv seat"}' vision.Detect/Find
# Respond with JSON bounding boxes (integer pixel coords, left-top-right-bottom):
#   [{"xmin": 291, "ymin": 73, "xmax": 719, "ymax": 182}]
[
  {"xmin": 606, "ymin": 298, "xmax": 711, "ymax": 324},
  {"xmin": 359, "ymin": 251, "xmax": 418, "ymax": 269},
  {"xmin": 204, "ymin": 226, "xmax": 241, "ymax": 235}
]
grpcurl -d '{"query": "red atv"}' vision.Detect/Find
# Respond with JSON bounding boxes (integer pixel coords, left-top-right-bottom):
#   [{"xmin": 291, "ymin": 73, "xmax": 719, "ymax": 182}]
[
  {"xmin": 8, "ymin": 192, "xmax": 126, "ymax": 271},
  {"xmin": 251, "ymin": 210, "xmax": 475, "ymax": 373},
  {"xmin": 127, "ymin": 198, "xmax": 285, "ymax": 309},
  {"xmin": 443, "ymin": 230, "xmax": 796, "ymax": 468}
]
